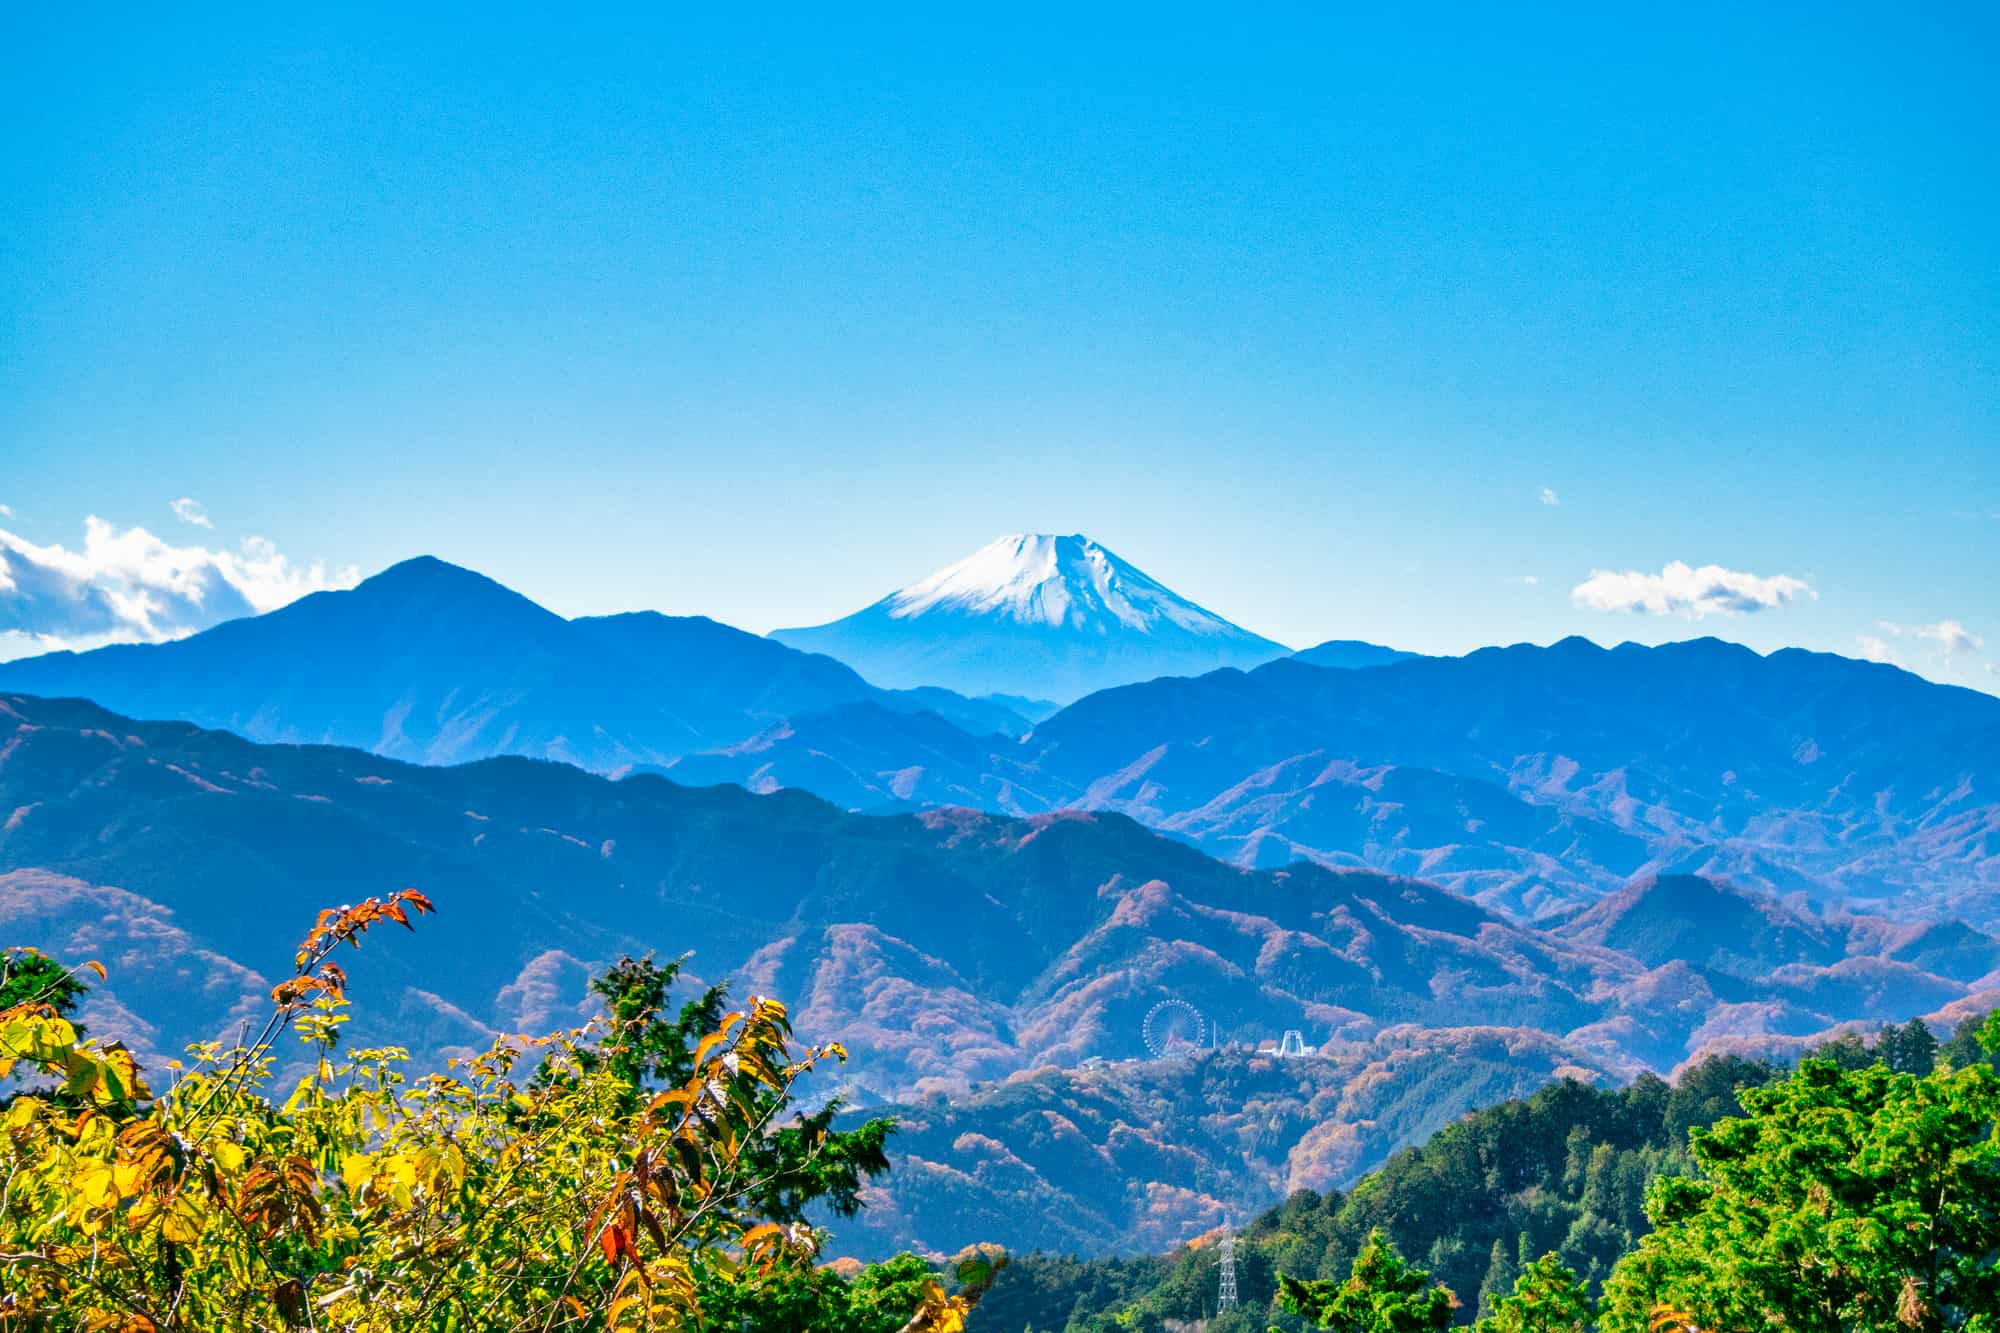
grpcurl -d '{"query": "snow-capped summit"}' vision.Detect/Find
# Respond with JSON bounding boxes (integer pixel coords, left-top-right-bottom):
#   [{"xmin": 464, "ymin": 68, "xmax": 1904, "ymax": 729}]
[
  {"xmin": 771, "ymin": 533, "xmax": 1288, "ymax": 702},
  {"xmin": 885, "ymin": 533, "xmax": 1242, "ymax": 634}
]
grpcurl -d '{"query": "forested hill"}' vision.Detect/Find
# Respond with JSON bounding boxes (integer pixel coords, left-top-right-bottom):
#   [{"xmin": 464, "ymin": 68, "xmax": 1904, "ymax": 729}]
[{"xmin": 968, "ymin": 1017, "xmax": 1992, "ymax": 1331}]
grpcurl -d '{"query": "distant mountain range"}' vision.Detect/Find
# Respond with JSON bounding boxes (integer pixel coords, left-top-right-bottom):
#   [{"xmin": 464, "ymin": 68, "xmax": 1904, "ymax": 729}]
[
  {"xmin": 674, "ymin": 638, "xmax": 2000, "ymax": 925},
  {"xmin": 0, "ymin": 693, "xmax": 1608, "ymax": 1090},
  {"xmin": 4, "ymin": 692, "xmax": 1993, "ymax": 1089},
  {"xmin": 0, "ymin": 556, "xmax": 1031, "ymax": 768},
  {"xmin": 3, "ymin": 551, "xmax": 1993, "ymax": 928},
  {"xmin": 4, "ymin": 691, "xmax": 1996, "ymax": 1256},
  {"xmin": 7, "ymin": 540, "xmax": 1997, "ymax": 1261},
  {"xmin": 771, "ymin": 534, "xmax": 1292, "ymax": 700}
]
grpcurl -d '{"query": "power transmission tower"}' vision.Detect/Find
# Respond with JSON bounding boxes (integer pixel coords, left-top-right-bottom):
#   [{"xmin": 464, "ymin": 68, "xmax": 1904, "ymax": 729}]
[{"xmin": 1217, "ymin": 1232, "xmax": 1238, "ymax": 1310}]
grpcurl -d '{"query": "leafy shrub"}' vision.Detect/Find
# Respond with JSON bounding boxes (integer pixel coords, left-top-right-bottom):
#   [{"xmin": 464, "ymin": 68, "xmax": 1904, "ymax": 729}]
[{"xmin": 0, "ymin": 893, "xmax": 996, "ymax": 1331}]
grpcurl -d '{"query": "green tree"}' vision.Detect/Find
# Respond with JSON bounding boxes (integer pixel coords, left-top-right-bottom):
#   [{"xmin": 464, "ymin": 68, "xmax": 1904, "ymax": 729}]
[
  {"xmin": 1278, "ymin": 1228, "xmax": 1456, "ymax": 1332},
  {"xmin": 0, "ymin": 946, "xmax": 90, "ymax": 1023},
  {"xmin": 1473, "ymin": 1254, "xmax": 1592, "ymax": 1333},
  {"xmin": 586, "ymin": 952, "xmax": 729, "ymax": 1094},
  {"xmin": 1602, "ymin": 1037, "xmax": 2000, "ymax": 1333},
  {"xmin": 1940, "ymin": 1011, "xmax": 1998, "ymax": 1072},
  {"xmin": 1879, "ymin": 1017, "xmax": 1940, "ymax": 1075},
  {"xmin": 582, "ymin": 953, "xmax": 894, "ymax": 1222},
  {"xmin": 1805, "ymin": 1029, "xmax": 1874, "ymax": 1071},
  {"xmin": 1474, "ymin": 1238, "xmax": 1518, "ymax": 1320},
  {"xmin": 1661, "ymin": 1053, "xmax": 1770, "ymax": 1144},
  {"xmin": 697, "ymin": 1249, "xmax": 1004, "ymax": 1332},
  {"xmin": 1, "ymin": 946, "xmax": 101, "ymax": 1110}
]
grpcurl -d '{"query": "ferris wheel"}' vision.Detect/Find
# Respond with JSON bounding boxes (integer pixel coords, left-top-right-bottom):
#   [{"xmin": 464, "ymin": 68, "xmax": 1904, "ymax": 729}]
[{"xmin": 1141, "ymin": 997, "xmax": 1208, "ymax": 1060}]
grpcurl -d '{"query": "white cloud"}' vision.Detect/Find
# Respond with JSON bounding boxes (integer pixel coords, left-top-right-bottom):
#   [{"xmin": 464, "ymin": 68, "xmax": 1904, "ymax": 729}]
[
  {"xmin": 1917, "ymin": 619, "xmax": 1983, "ymax": 658},
  {"xmin": 1539, "ymin": 487, "xmax": 1560, "ymax": 507},
  {"xmin": 1506, "ymin": 575, "xmax": 1542, "ymax": 586},
  {"xmin": 1571, "ymin": 561, "xmax": 1814, "ymax": 619},
  {"xmin": 1858, "ymin": 619, "xmax": 1995, "ymax": 695},
  {"xmin": 0, "ymin": 504, "xmax": 12, "ymax": 518},
  {"xmin": 1875, "ymin": 619, "xmax": 1986, "ymax": 658},
  {"xmin": 170, "ymin": 497, "xmax": 213, "ymax": 529},
  {"xmin": 0, "ymin": 516, "xmax": 359, "ymax": 661}
]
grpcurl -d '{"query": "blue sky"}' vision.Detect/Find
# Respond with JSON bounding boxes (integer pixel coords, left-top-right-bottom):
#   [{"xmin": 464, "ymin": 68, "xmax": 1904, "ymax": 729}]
[{"xmin": 2, "ymin": 6, "xmax": 1994, "ymax": 690}]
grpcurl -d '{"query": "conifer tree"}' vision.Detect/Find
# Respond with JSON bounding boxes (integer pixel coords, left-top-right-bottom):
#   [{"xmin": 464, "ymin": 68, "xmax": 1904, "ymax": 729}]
[
  {"xmin": 1474, "ymin": 1254, "xmax": 1593, "ymax": 1333},
  {"xmin": 1278, "ymin": 1229, "xmax": 1455, "ymax": 1333}
]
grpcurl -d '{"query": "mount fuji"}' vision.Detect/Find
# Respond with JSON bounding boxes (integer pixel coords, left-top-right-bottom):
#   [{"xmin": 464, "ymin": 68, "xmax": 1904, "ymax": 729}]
[{"xmin": 769, "ymin": 533, "xmax": 1290, "ymax": 700}]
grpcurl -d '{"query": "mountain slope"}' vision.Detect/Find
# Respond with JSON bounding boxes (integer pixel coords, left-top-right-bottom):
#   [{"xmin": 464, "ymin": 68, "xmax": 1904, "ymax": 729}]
[
  {"xmin": 3, "ymin": 692, "xmax": 1989, "ymax": 1087},
  {"xmin": 676, "ymin": 636, "xmax": 2000, "ymax": 922},
  {"xmin": 5, "ymin": 691, "xmax": 1993, "ymax": 1259},
  {"xmin": 1559, "ymin": 874, "xmax": 1847, "ymax": 978},
  {"xmin": 0, "ymin": 691, "xmax": 1631, "ymax": 1093},
  {"xmin": 0, "ymin": 556, "xmax": 1028, "ymax": 770},
  {"xmin": 770, "ymin": 534, "xmax": 1289, "ymax": 700},
  {"xmin": 961, "ymin": 1061, "xmax": 1777, "ymax": 1326},
  {"xmin": 1018, "ymin": 637, "xmax": 2000, "ymax": 920},
  {"xmin": 664, "ymin": 701, "xmax": 1063, "ymax": 813},
  {"xmin": 827, "ymin": 1032, "xmax": 1629, "ymax": 1259}
]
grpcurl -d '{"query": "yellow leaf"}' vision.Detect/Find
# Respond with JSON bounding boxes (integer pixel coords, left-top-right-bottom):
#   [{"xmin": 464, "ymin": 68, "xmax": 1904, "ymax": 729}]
[
  {"xmin": 74, "ymin": 1161, "xmax": 120, "ymax": 1211},
  {"xmin": 341, "ymin": 1152, "xmax": 375, "ymax": 1190},
  {"xmin": 102, "ymin": 1047, "xmax": 152, "ymax": 1102},
  {"xmin": 281, "ymin": 1072, "xmax": 316, "ymax": 1113},
  {"xmin": 692, "ymin": 1030, "xmax": 730, "ymax": 1069},
  {"xmin": 160, "ymin": 1190, "xmax": 207, "ymax": 1243}
]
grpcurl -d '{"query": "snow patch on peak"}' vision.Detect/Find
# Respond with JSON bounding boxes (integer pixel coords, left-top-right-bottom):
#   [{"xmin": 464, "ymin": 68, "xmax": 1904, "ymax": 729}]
[
  {"xmin": 769, "ymin": 532, "xmax": 1288, "ymax": 698},
  {"xmin": 884, "ymin": 534, "xmax": 1233, "ymax": 636}
]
